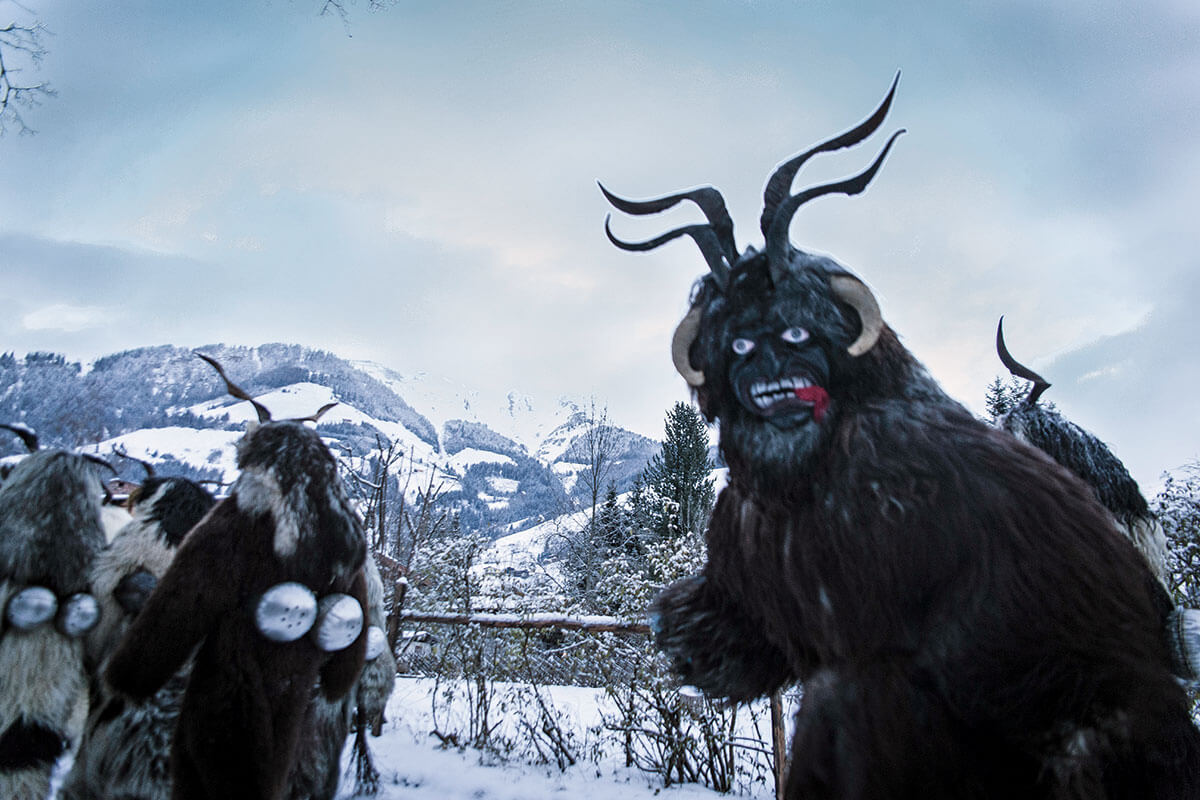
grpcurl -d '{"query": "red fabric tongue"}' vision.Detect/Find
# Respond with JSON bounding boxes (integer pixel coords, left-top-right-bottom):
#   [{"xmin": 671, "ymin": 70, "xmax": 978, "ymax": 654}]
[{"xmin": 795, "ymin": 386, "xmax": 830, "ymax": 422}]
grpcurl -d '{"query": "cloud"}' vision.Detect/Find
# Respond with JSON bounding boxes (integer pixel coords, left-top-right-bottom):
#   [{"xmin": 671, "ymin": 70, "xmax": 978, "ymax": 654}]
[{"xmin": 22, "ymin": 303, "xmax": 118, "ymax": 333}]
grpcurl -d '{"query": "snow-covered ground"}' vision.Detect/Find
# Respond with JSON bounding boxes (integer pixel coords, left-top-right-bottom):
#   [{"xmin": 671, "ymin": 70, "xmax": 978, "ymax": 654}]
[{"xmin": 335, "ymin": 676, "xmax": 764, "ymax": 800}]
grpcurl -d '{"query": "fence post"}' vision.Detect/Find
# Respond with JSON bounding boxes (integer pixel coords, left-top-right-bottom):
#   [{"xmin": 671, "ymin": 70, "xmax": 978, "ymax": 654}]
[{"xmin": 770, "ymin": 690, "xmax": 786, "ymax": 800}]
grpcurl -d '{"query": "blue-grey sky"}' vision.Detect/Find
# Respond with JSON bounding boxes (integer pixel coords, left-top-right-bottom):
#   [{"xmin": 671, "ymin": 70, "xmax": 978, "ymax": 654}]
[{"xmin": 1, "ymin": 0, "xmax": 1198, "ymax": 489}]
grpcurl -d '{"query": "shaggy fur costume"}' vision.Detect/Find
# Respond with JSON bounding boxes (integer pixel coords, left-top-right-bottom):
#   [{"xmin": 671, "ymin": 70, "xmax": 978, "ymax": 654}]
[
  {"xmin": 60, "ymin": 476, "xmax": 215, "ymax": 800},
  {"xmin": 605, "ymin": 77, "xmax": 1200, "ymax": 798},
  {"xmin": 286, "ymin": 553, "xmax": 396, "ymax": 800},
  {"xmin": 0, "ymin": 450, "xmax": 109, "ymax": 800},
  {"xmin": 1001, "ymin": 398, "xmax": 1170, "ymax": 587},
  {"xmin": 106, "ymin": 421, "xmax": 368, "ymax": 800}
]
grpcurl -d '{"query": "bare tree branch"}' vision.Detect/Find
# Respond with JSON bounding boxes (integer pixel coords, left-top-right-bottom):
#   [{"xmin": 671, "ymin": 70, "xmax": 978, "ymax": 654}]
[{"xmin": 0, "ymin": 8, "xmax": 54, "ymax": 136}]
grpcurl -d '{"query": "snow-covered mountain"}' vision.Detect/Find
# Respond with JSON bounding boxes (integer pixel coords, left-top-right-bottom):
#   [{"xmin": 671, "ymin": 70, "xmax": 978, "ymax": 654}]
[{"xmin": 0, "ymin": 345, "xmax": 659, "ymax": 535}]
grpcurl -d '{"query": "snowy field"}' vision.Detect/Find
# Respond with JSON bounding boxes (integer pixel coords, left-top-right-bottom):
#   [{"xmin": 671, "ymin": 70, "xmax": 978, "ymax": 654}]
[{"xmin": 333, "ymin": 676, "xmax": 771, "ymax": 800}]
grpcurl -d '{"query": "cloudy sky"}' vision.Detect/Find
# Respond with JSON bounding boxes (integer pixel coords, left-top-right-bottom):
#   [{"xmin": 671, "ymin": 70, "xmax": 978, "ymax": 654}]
[{"xmin": 1, "ymin": 0, "xmax": 1197, "ymax": 489}]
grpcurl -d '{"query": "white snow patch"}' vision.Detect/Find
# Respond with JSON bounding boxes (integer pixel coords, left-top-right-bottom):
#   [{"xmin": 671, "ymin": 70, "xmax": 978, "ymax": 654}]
[{"xmin": 448, "ymin": 448, "xmax": 516, "ymax": 471}]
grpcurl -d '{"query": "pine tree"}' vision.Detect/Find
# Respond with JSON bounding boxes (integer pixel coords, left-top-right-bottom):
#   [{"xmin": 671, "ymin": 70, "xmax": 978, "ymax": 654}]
[
  {"xmin": 984, "ymin": 376, "xmax": 1024, "ymax": 423},
  {"xmin": 1154, "ymin": 462, "xmax": 1200, "ymax": 607},
  {"xmin": 642, "ymin": 402, "xmax": 716, "ymax": 539}
]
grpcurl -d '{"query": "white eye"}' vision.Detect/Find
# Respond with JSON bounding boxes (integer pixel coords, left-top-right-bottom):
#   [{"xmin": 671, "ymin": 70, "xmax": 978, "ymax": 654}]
[
  {"xmin": 732, "ymin": 338, "xmax": 755, "ymax": 356},
  {"xmin": 781, "ymin": 327, "xmax": 810, "ymax": 344}
]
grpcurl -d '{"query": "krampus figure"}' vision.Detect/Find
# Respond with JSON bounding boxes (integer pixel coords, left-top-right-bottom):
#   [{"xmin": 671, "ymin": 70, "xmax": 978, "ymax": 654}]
[
  {"xmin": 60, "ymin": 474, "xmax": 216, "ymax": 800},
  {"xmin": 106, "ymin": 355, "xmax": 368, "ymax": 800},
  {"xmin": 603, "ymin": 75, "xmax": 1200, "ymax": 798},
  {"xmin": 0, "ymin": 443, "xmax": 110, "ymax": 800},
  {"xmin": 995, "ymin": 318, "xmax": 1171, "ymax": 587}
]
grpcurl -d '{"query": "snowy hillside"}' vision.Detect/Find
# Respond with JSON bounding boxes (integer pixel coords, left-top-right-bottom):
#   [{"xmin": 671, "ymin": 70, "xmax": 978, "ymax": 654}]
[{"xmin": 0, "ymin": 345, "xmax": 660, "ymax": 535}]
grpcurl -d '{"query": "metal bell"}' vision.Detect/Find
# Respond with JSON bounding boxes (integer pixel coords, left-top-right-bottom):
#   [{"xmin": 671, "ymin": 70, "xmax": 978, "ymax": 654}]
[
  {"xmin": 6, "ymin": 586, "xmax": 58, "ymax": 630},
  {"xmin": 255, "ymin": 582, "xmax": 318, "ymax": 643},
  {"xmin": 311, "ymin": 593, "xmax": 363, "ymax": 652},
  {"xmin": 57, "ymin": 593, "xmax": 101, "ymax": 637},
  {"xmin": 1168, "ymin": 607, "xmax": 1200, "ymax": 682},
  {"xmin": 364, "ymin": 624, "xmax": 387, "ymax": 661}
]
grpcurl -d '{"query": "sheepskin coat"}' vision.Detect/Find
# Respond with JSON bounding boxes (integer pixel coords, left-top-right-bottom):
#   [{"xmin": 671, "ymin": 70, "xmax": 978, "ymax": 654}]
[
  {"xmin": 106, "ymin": 422, "xmax": 368, "ymax": 800},
  {"xmin": 0, "ymin": 451, "xmax": 108, "ymax": 800},
  {"xmin": 61, "ymin": 477, "xmax": 215, "ymax": 800}
]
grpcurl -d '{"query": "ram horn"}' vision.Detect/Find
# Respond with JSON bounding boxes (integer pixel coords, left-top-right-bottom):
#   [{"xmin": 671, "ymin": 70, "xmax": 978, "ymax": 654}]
[
  {"xmin": 671, "ymin": 307, "xmax": 706, "ymax": 387},
  {"xmin": 831, "ymin": 275, "xmax": 883, "ymax": 357}
]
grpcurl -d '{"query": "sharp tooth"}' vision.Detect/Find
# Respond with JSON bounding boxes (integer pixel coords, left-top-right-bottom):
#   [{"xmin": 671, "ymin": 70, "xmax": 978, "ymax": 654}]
[
  {"xmin": 755, "ymin": 396, "xmax": 770, "ymax": 409},
  {"xmin": 767, "ymin": 381, "xmax": 780, "ymax": 392}
]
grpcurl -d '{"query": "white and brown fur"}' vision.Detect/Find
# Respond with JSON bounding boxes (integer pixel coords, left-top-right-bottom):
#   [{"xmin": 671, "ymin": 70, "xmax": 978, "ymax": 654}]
[
  {"xmin": 106, "ymin": 420, "xmax": 368, "ymax": 800},
  {"xmin": 60, "ymin": 477, "xmax": 215, "ymax": 800},
  {"xmin": 0, "ymin": 450, "xmax": 109, "ymax": 800}
]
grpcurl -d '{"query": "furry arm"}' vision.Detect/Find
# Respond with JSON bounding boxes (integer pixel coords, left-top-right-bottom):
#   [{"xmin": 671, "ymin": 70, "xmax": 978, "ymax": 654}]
[
  {"xmin": 104, "ymin": 501, "xmax": 241, "ymax": 700},
  {"xmin": 650, "ymin": 573, "xmax": 795, "ymax": 702},
  {"xmin": 318, "ymin": 568, "xmax": 369, "ymax": 701}
]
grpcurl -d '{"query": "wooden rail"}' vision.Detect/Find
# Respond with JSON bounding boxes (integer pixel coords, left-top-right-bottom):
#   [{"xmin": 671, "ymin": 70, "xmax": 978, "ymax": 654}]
[
  {"xmin": 395, "ymin": 606, "xmax": 786, "ymax": 800},
  {"xmin": 399, "ymin": 610, "xmax": 651, "ymax": 635}
]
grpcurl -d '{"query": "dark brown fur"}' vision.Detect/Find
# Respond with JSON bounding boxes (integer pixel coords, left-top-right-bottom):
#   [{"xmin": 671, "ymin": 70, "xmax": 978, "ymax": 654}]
[
  {"xmin": 106, "ymin": 422, "xmax": 367, "ymax": 800},
  {"xmin": 654, "ymin": 326, "xmax": 1200, "ymax": 799},
  {"xmin": 605, "ymin": 81, "xmax": 1200, "ymax": 796}
]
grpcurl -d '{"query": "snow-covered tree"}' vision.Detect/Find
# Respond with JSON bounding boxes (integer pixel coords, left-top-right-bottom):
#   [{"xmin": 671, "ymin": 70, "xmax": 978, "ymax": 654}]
[
  {"xmin": 1154, "ymin": 461, "xmax": 1200, "ymax": 607},
  {"xmin": 641, "ymin": 402, "xmax": 715, "ymax": 539}
]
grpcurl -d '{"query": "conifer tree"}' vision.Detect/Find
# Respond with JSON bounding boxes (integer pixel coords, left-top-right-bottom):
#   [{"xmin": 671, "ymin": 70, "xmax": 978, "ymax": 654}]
[{"xmin": 642, "ymin": 402, "xmax": 715, "ymax": 539}]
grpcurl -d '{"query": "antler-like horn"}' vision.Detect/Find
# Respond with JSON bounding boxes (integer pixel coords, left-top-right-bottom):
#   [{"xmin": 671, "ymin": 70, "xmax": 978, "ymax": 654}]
[
  {"xmin": 112, "ymin": 445, "xmax": 155, "ymax": 478},
  {"xmin": 291, "ymin": 402, "xmax": 339, "ymax": 424},
  {"xmin": 764, "ymin": 129, "xmax": 905, "ymax": 284},
  {"xmin": 82, "ymin": 453, "xmax": 119, "ymax": 477},
  {"xmin": 831, "ymin": 275, "xmax": 883, "ymax": 357},
  {"xmin": 599, "ymin": 183, "xmax": 736, "ymax": 288},
  {"xmin": 995, "ymin": 317, "xmax": 1051, "ymax": 405},
  {"xmin": 760, "ymin": 71, "xmax": 901, "ymax": 238},
  {"xmin": 0, "ymin": 423, "xmax": 39, "ymax": 453},
  {"xmin": 671, "ymin": 307, "xmax": 706, "ymax": 387},
  {"xmin": 195, "ymin": 352, "xmax": 272, "ymax": 423}
]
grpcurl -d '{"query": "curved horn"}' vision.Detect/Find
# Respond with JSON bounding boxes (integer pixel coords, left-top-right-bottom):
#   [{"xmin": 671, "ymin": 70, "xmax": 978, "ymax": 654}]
[
  {"xmin": 600, "ymin": 183, "xmax": 736, "ymax": 288},
  {"xmin": 671, "ymin": 307, "xmax": 706, "ymax": 387},
  {"xmin": 760, "ymin": 71, "xmax": 901, "ymax": 237},
  {"xmin": 112, "ymin": 445, "xmax": 155, "ymax": 478},
  {"xmin": 604, "ymin": 216, "xmax": 731, "ymax": 287},
  {"xmin": 831, "ymin": 275, "xmax": 883, "ymax": 357},
  {"xmin": 765, "ymin": 129, "xmax": 905, "ymax": 281},
  {"xmin": 291, "ymin": 402, "xmax": 339, "ymax": 424},
  {"xmin": 82, "ymin": 453, "xmax": 119, "ymax": 476},
  {"xmin": 0, "ymin": 423, "xmax": 39, "ymax": 453},
  {"xmin": 995, "ymin": 317, "xmax": 1051, "ymax": 405},
  {"xmin": 195, "ymin": 352, "xmax": 272, "ymax": 423}
]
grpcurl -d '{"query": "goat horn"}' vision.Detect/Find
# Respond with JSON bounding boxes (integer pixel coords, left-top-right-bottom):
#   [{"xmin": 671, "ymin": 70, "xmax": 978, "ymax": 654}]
[
  {"xmin": 291, "ymin": 402, "xmax": 338, "ymax": 424},
  {"xmin": 760, "ymin": 71, "xmax": 901, "ymax": 238},
  {"xmin": 766, "ymin": 129, "xmax": 905, "ymax": 283},
  {"xmin": 995, "ymin": 317, "xmax": 1051, "ymax": 405},
  {"xmin": 82, "ymin": 453, "xmax": 119, "ymax": 476},
  {"xmin": 671, "ymin": 307, "xmax": 706, "ymax": 387},
  {"xmin": 0, "ymin": 423, "xmax": 39, "ymax": 453},
  {"xmin": 112, "ymin": 445, "xmax": 155, "ymax": 478},
  {"xmin": 600, "ymin": 183, "xmax": 736, "ymax": 289},
  {"xmin": 831, "ymin": 275, "xmax": 883, "ymax": 357},
  {"xmin": 195, "ymin": 352, "xmax": 272, "ymax": 423}
]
